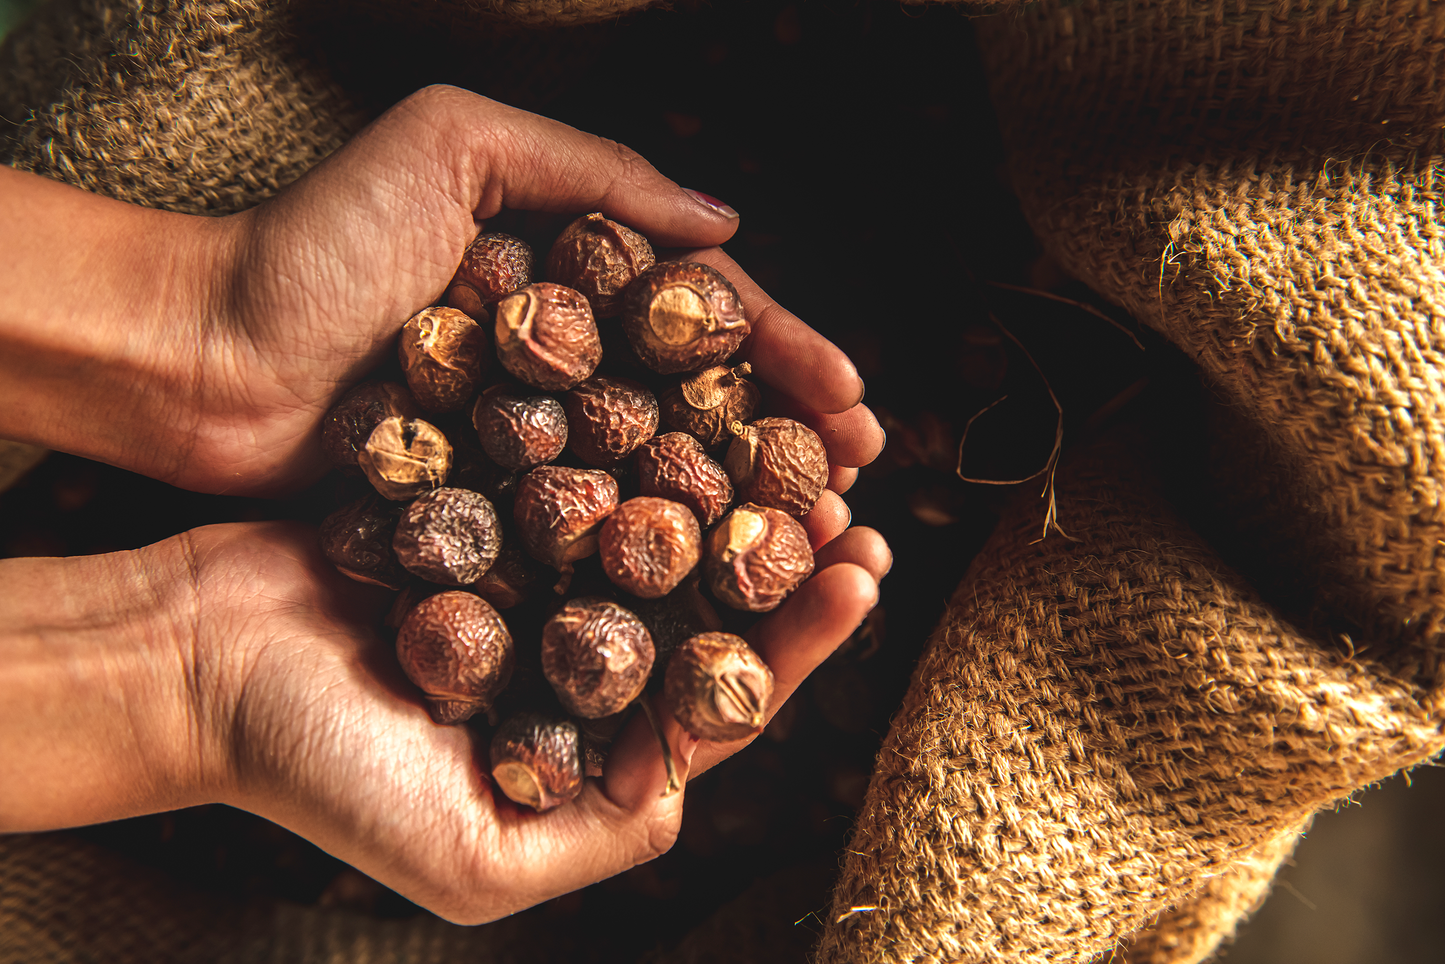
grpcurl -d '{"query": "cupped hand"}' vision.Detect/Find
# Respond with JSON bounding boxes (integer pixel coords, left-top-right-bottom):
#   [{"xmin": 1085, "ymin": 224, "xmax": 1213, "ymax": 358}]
[
  {"xmin": 172, "ymin": 518, "xmax": 887, "ymax": 923},
  {"xmin": 161, "ymin": 85, "xmax": 880, "ymax": 495}
]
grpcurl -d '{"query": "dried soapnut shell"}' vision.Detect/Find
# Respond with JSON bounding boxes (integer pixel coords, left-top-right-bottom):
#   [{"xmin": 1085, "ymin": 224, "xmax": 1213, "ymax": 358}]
[
  {"xmin": 545, "ymin": 213, "xmax": 655, "ymax": 318},
  {"xmin": 392, "ymin": 487, "xmax": 502, "ymax": 586},
  {"xmin": 322, "ymin": 381, "xmax": 420, "ymax": 469},
  {"xmin": 318, "ymin": 495, "xmax": 409, "ymax": 589},
  {"xmin": 659, "ymin": 363, "xmax": 760, "ymax": 450},
  {"xmin": 636, "ymin": 432, "xmax": 733, "ymax": 526},
  {"xmin": 471, "ymin": 549, "xmax": 544, "ymax": 609},
  {"xmin": 599, "ymin": 497, "xmax": 702, "ymax": 599},
  {"xmin": 398, "ymin": 306, "xmax": 489, "ymax": 413},
  {"xmin": 494, "ymin": 282, "xmax": 601, "ymax": 391},
  {"xmin": 562, "ymin": 376, "xmax": 659, "ymax": 467},
  {"xmin": 724, "ymin": 417, "xmax": 829, "ymax": 517},
  {"xmin": 448, "ymin": 232, "xmax": 534, "ymax": 319},
  {"xmin": 704, "ymin": 503, "xmax": 815, "ymax": 612},
  {"xmin": 358, "ymin": 416, "xmax": 452, "ymax": 501},
  {"xmin": 396, "ymin": 591, "xmax": 514, "ymax": 724},
  {"xmin": 541, "ymin": 597, "xmax": 655, "ymax": 718},
  {"xmin": 471, "ymin": 385, "xmax": 568, "ymax": 472},
  {"xmin": 490, "ymin": 712, "xmax": 584, "ymax": 812},
  {"xmin": 664, "ymin": 632, "xmax": 775, "ymax": 742},
  {"xmin": 513, "ymin": 466, "xmax": 620, "ymax": 591},
  {"xmin": 621, "ymin": 262, "xmax": 749, "ymax": 374}
]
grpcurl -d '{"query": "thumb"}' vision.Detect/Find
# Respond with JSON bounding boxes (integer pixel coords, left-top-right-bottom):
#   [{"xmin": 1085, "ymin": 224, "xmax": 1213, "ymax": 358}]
[{"xmin": 397, "ymin": 85, "xmax": 740, "ymax": 247}]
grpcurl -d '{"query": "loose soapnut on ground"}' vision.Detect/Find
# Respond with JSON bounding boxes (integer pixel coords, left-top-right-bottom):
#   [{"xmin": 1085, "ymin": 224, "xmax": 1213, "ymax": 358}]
[
  {"xmin": 395, "ymin": 591, "xmax": 514, "ymax": 724},
  {"xmin": 494, "ymin": 282, "xmax": 602, "ymax": 391},
  {"xmin": 471, "ymin": 384, "xmax": 569, "ymax": 472},
  {"xmin": 391, "ymin": 487, "xmax": 502, "ymax": 586},
  {"xmin": 358, "ymin": 416, "xmax": 452, "ymax": 501},
  {"xmin": 447, "ymin": 232, "xmax": 535, "ymax": 319},
  {"xmin": 659, "ymin": 363, "xmax": 760, "ymax": 450},
  {"xmin": 664, "ymin": 632, "xmax": 775, "ymax": 742},
  {"xmin": 621, "ymin": 262, "xmax": 750, "ymax": 374},
  {"xmin": 541, "ymin": 597, "xmax": 656, "ymax": 718},
  {"xmin": 398, "ymin": 306, "xmax": 489, "ymax": 413},
  {"xmin": 598, "ymin": 497, "xmax": 702, "ymax": 599},
  {"xmin": 546, "ymin": 213, "xmax": 655, "ymax": 318},
  {"xmin": 322, "ymin": 381, "xmax": 421, "ymax": 469},
  {"xmin": 489, "ymin": 712, "xmax": 584, "ymax": 812},
  {"xmin": 636, "ymin": 432, "xmax": 733, "ymax": 526},
  {"xmin": 704, "ymin": 503, "xmax": 816, "ymax": 612},
  {"xmin": 724, "ymin": 417, "xmax": 829, "ymax": 517},
  {"xmin": 562, "ymin": 375, "xmax": 659, "ymax": 467}
]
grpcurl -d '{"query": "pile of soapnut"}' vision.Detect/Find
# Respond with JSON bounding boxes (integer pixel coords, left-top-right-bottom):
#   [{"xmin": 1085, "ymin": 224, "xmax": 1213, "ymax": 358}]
[{"xmin": 318, "ymin": 214, "xmax": 831, "ymax": 813}]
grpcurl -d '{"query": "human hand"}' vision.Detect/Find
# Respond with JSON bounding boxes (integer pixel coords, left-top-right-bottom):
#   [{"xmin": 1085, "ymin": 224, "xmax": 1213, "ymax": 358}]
[
  {"xmin": 0, "ymin": 85, "xmax": 882, "ymax": 496},
  {"xmin": 0, "ymin": 518, "xmax": 888, "ymax": 922}
]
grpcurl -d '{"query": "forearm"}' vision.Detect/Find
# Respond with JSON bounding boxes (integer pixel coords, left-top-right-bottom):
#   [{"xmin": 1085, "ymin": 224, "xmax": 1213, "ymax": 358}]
[
  {"xmin": 0, "ymin": 166, "xmax": 228, "ymax": 473},
  {"xmin": 0, "ymin": 538, "xmax": 217, "ymax": 830}
]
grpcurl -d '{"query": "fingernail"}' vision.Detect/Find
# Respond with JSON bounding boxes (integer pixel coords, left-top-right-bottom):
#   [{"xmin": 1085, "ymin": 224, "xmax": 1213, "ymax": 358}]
[{"xmin": 684, "ymin": 189, "xmax": 739, "ymax": 219}]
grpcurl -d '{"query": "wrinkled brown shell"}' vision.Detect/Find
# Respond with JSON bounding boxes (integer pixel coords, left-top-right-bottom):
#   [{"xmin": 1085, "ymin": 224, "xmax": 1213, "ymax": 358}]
[
  {"xmin": 318, "ymin": 495, "xmax": 409, "ymax": 589},
  {"xmin": 392, "ymin": 487, "xmax": 502, "ymax": 585},
  {"xmin": 358, "ymin": 416, "xmax": 452, "ymax": 501},
  {"xmin": 621, "ymin": 262, "xmax": 749, "ymax": 374},
  {"xmin": 704, "ymin": 503, "xmax": 815, "ymax": 612},
  {"xmin": 630, "ymin": 576, "xmax": 724, "ymax": 670},
  {"xmin": 398, "ymin": 307, "xmax": 489, "ymax": 413},
  {"xmin": 322, "ymin": 382, "xmax": 420, "ymax": 469},
  {"xmin": 472, "ymin": 385, "xmax": 568, "ymax": 472},
  {"xmin": 494, "ymin": 283, "xmax": 601, "ymax": 391},
  {"xmin": 562, "ymin": 376, "xmax": 659, "ymax": 466},
  {"xmin": 724, "ymin": 417, "xmax": 829, "ymax": 518},
  {"xmin": 599, "ymin": 497, "xmax": 702, "ymax": 599},
  {"xmin": 396, "ymin": 591, "xmax": 514, "ymax": 724},
  {"xmin": 448, "ymin": 233, "xmax": 534, "ymax": 319},
  {"xmin": 546, "ymin": 213, "xmax": 656, "ymax": 318},
  {"xmin": 513, "ymin": 466, "xmax": 620, "ymax": 587},
  {"xmin": 489, "ymin": 712, "xmax": 583, "ymax": 812},
  {"xmin": 664, "ymin": 632, "xmax": 775, "ymax": 742},
  {"xmin": 471, "ymin": 549, "xmax": 544, "ymax": 609},
  {"xmin": 659, "ymin": 363, "xmax": 761, "ymax": 450},
  {"xmin": 636, "ymin": 432, "xmax": 733, "ymax": 526},
  {"xmin": 541, "ymin": 597, "xmax": 655, "ymax": 718}
]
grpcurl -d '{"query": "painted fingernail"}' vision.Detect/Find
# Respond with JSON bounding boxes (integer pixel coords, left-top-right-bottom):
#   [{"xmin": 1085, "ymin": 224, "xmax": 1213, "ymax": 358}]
[{"xmin": 684, "ymin": 189, "xmax": 739, "ymax": 219}]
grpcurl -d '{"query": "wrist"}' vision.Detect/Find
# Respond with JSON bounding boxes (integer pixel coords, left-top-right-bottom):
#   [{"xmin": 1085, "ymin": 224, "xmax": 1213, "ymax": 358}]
[
  {"xmin": 0, "ymin": 534, "xmax": 226, "ymax": 831},
  {"xmin": 0, "ymin": 166, "xmax": 233, "ymax": 481}
]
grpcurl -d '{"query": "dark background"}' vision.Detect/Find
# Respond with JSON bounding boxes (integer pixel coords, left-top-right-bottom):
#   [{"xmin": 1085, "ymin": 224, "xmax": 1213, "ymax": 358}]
[{"xmin": 2, "ymin": 0, "xmax": 1443, "ymax": 961}]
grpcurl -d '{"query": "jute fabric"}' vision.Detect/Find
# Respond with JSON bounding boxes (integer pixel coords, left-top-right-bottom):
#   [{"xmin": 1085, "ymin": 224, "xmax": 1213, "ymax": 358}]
[
  {"xmin": 820, "ymin": 2, "xmax": 1445, "ymax": 960},
  {"xmin": 818, "ymin": 429, "xmax": 1445, "ymax": 963}
]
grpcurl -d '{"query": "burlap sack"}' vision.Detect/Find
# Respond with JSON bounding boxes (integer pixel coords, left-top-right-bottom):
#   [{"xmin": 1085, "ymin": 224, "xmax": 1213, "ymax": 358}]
[{"xmin": 820, "ymin": 2, "xmax": 1445, "ymax": 962}]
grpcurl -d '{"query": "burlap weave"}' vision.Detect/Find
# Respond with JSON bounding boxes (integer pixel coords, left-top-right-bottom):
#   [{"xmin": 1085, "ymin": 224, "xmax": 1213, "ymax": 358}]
[
  {"xmin": 6, "ymin": 0, "xmax": 1443, "ymax": 961},
  {"xmin": 820, "ymin": 1, "xmax": 1445, "ymax": 962}
]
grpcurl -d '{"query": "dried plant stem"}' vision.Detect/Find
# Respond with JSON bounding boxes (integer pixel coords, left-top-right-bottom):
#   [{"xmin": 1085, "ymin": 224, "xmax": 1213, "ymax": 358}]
[{"xmin": 640, "ymin": 693, "xmax": 681, "ymax": 796}]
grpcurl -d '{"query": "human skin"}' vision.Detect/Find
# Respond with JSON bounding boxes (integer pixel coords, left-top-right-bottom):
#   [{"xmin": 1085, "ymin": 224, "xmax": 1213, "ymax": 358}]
[{"xmin": 0, "ymin": 85, "xmax": 890, "ymax": 923}]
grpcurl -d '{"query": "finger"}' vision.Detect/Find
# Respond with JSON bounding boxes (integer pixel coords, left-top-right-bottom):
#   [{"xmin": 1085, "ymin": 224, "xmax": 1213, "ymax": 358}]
[
  {"xmin": 802, "ymin": 490, "xmax": 851, "ymax": 550},
  {"xmin": 689, "ymin": 563, "xmax": 879, "ymax": 777},
  {"xmin": 766, "ymin": 391, "xmax": 886, "ymax": 469},
  {"xmin": 829, "ymin": 465, "xmax": 859, "ymax": 494},
  {"xmin": 678, "ymin": 247, "xmax": 864, "ymax": 414},
  {"xmin": 814, "ymin": 527, "xmax": 892, "ymax": 582},
  {"xmin": 410, "ymin": 86, "xmax": 739, "ymax": 248}
]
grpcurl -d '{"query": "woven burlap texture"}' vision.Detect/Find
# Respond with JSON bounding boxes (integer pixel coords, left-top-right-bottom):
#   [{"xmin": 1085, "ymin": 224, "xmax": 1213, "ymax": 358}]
[
  {"xmin": 820, "ymin": 1, "xmax": 1445, "ymax": 961},
  {"xmin": 818, "ymin": 427, "xmax": 1445, "ymax": 964}
]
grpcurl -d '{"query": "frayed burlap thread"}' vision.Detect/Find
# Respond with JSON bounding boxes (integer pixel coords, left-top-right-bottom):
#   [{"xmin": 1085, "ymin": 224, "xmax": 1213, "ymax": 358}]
[{"xmin": 817, "ymin": 431, "xmax": 1445, "ymax": 964}]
